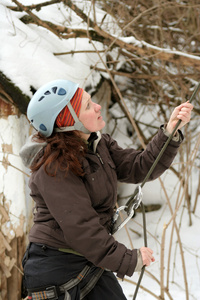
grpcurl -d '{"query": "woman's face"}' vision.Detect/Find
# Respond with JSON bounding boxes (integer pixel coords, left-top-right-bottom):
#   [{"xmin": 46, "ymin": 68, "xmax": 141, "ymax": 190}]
[{"xmin": 79, "ymin": 91, "xmax": 105, "ymax": 133}]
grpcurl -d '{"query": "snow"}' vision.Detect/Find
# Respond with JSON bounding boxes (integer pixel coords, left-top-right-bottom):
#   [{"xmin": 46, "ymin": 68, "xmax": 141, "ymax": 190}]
[
  {"xmin": 0, "ymin": 2, "xmax": 105, "ymax": 95},
  {"xmin": 116, "ymin": 204, "xmax": 200, "ymax": 300},
  {"xmin": 0, "ymin": 1, "xmax": 200, "ymax": 299}
]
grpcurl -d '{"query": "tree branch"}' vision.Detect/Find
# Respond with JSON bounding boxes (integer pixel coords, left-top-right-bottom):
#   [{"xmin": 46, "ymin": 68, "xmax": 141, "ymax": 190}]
[
  {"xmin": 91, "ymin": 66, "xmax": 196, "ymax": 81},
  {"xmin": 12, "ymin": 0, "xmax": 200, "ymax": 71},
  {"xmin": 12, "ymin": 0, "xmax": 62, "ymax": 37},
  {"xmin": 8, "ymin": 0, "xmax": 61, "ymax": 12}
]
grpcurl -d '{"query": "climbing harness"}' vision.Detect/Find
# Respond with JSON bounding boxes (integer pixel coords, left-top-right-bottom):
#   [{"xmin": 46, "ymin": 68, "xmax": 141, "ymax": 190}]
[
  {"xmin": 22, "ymin": 243, "xmax": 105, "ymax": 300},
  {"xmin": 112, "ymin": 82, "xmax": 200, "ymax": 300},
  {"xmin": 27, "ymin": 263, "xmax": 104, "ymax": 300}
]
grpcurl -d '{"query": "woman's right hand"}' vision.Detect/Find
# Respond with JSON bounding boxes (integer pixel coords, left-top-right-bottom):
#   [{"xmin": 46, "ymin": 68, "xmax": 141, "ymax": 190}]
[{"xmin": 140, "ymin": 247, "xmax": 155, "ymax": 266}]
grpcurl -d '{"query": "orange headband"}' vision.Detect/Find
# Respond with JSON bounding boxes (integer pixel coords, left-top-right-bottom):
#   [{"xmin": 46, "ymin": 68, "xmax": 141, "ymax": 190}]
[{"xmin": 56, "ymin": 88, "xmax": 83, "ymax": 127}]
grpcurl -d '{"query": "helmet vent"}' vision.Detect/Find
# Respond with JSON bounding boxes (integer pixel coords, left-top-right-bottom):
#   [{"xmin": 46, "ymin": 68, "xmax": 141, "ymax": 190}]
[
  {"xmin": 44, "ymin": 90, "xmax": 51, "ymax": 95},
  {"xmin": 52, "ymin": 87, "xmax": 57, "ymax": 94},
  {"xmin": 39, "ymin": 124, "xmax": 47, "ymax": 131},
  {"xmin": 38, "ymin": 96, "xmax": 45, "ymax": 102},
  {"xmin": 58, "ymin": 88, "xmax": 66, "ymax": 96}
]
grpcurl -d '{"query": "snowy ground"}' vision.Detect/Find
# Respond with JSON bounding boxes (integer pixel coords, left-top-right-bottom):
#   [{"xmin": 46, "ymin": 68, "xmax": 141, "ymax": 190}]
[{"xmin": 115, "ymin": 181, "xmax": 200, "ymax": 300}]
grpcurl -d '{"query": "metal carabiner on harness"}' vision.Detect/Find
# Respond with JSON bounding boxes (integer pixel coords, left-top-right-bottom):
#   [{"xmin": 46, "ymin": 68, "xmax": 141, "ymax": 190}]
[{"xmin": 112, "ymin": 185, "xmax": 143, "ymax": 234}]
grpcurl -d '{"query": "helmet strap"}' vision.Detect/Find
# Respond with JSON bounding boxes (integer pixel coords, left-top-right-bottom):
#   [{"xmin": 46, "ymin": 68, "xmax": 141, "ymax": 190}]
[{"xmin": 54, "ymin": 102, "xmax": 91, "ymax": 134}]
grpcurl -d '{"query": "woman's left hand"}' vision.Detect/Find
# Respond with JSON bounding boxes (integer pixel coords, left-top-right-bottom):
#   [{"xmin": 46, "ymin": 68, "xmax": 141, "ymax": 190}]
[{"xmin": 166, "ymin": 101, "xmax": 193, "ymax": 134}]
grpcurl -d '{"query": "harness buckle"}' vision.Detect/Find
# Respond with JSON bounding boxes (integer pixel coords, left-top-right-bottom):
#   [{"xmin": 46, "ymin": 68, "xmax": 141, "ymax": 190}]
[{"xmin": 45, "ymin": 286, "xmax": 58, "ymax": 299}]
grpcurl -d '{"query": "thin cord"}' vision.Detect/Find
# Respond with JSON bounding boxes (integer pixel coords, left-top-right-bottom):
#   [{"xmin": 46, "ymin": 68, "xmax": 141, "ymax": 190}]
[{"xmin": 132, "ymin": 203, "xmax": 147, "ymax": 300}]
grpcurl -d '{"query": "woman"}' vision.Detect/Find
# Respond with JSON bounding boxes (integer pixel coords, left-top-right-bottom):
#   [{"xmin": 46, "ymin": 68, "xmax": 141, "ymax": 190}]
[{"xmin": 20, "ymin": 79, "xmax": 193, "ymax": 300}]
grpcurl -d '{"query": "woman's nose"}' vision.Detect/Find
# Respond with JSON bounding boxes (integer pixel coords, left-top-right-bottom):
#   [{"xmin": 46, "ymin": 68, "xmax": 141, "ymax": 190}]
[{"xmin": 94, "ymin": 103, "xmax": 101, "ymax": 111}]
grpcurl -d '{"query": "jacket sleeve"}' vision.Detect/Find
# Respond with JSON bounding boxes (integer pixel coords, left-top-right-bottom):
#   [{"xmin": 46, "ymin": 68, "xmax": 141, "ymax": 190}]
[
  {"xmin": 103, "ymin": 127, "xmax": 183, "ymax": 183},
  {"xmin": 34, "ymin": 167, "xmax": 137, "ymax": 279}
]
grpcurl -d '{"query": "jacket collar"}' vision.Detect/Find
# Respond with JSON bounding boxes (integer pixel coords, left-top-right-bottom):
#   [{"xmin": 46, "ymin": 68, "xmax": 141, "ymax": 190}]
[{"xmin": 87, "ymin": 131, "xmax": 101, "ymax": 153}]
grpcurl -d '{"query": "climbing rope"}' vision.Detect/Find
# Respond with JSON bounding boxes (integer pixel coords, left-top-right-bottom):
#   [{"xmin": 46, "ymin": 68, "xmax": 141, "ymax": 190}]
[{"xmin": 112, "ymin": 82, "xmax": 200, "ymax": 300}]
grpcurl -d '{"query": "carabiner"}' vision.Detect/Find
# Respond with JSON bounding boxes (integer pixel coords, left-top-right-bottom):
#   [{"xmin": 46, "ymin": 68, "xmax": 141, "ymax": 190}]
[
  {"xmin": 127, "ymin": 185, "xmax": 143, "ymax": 213},
  {"xmin": 112, "ymin": 185, "xmax": 143, "ymax": 234}
]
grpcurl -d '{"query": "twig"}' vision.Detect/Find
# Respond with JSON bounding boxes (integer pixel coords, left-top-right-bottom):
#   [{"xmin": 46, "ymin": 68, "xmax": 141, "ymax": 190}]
[
  {"xmin": 129, "ymin": 228, "xmax": 142, "ymax": 238},
  {"xmin": 91, "ymin": 66, "xmax": 196, "ymax": 80},
  {"xmin": 158, "ymin": 134, "xmax": 200, "ymax": 300},
  {"xmin": 11, "ymin": 0, "xmax": 61, "ymax": 37},
  {"xmin": 0, "ymin": 160, "xmax": 30, "ymax": 177},
  {"xmin": 54, "ymin": 50, "xmax": 105, "ymax": 56},
  {"xmin": 8, "ymin": 0, "xmax": 60, "ymax": 11},
  {"xmin": 192, "ymin": 169, "xmax": 200, "ymax": 214},
  {"xmin": 119, "ymin": 277, "xmax": 161, "ymax": 299},
  {"xmin": 160, "ymin": 223, "xmax": 167, "ymax": 299},
  {"xmin": 131, "ymin": 219, "xmax": 161, "ymax": 245}
]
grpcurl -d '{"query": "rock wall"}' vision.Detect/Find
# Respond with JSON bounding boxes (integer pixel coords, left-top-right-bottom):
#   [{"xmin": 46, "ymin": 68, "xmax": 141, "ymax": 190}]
[{"xmin": 0, "ymin": 98, "xmax": 31, "ymax": 300}]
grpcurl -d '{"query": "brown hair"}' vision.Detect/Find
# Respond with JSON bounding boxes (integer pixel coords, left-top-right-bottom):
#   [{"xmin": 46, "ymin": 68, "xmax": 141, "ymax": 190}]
[{"xmin": 30, "ymin": 131, "xmax": 88, "ymax": 177}]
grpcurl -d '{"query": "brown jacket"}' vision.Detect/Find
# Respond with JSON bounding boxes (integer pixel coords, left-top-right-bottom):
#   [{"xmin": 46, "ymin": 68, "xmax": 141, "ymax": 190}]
[{"xmin": 26, "ymin": 128, "xmax": 183, "ymax": 278}]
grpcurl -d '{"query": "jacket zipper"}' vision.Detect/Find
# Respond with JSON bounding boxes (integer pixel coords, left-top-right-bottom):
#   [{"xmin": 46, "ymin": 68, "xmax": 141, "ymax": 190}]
[{"xmin": 96, "ymin": 153, "xmax": 104, "ymax": 164}]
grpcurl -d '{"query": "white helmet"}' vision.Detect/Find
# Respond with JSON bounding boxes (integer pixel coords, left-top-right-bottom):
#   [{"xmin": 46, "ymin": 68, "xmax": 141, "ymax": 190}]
[{"xmin": 27, "ymin": 79, "xmax": 90, "ymax": 137}]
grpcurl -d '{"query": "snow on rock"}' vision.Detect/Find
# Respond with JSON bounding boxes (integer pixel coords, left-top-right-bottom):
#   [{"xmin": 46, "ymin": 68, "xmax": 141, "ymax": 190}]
[
  {"xmin": 0, "ymin": 2, "xmax": 105, "ymax": 96},
  {"xmin": 0, "ymin": 114, "xmax": 29, "ymax": 237}
]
